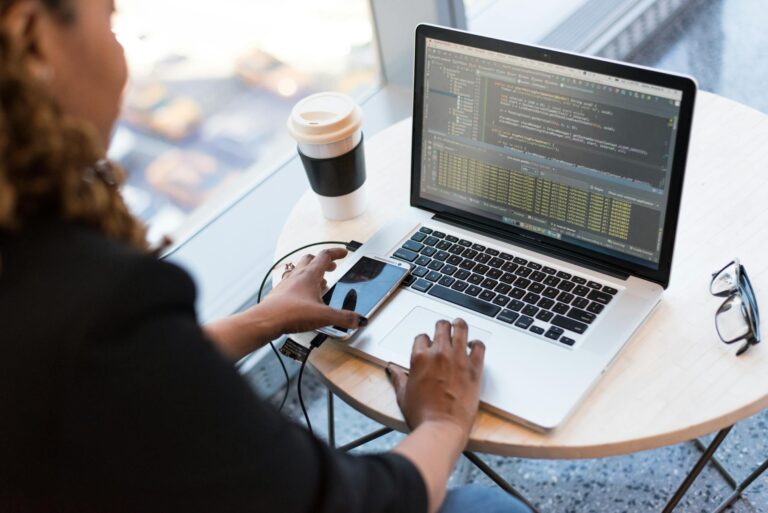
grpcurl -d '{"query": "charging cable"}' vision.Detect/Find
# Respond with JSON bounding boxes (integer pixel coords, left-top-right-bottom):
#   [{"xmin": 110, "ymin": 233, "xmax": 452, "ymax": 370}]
[{"xmin": 251, "ymin": 240, "xmax": 362, "ymax": 417}]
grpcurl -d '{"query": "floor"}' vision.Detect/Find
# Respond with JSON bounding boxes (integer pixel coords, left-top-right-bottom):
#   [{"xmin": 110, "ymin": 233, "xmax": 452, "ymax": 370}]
[{"xmin": 249, "ymin": 1, "xmax": 768, "ymax": 511}]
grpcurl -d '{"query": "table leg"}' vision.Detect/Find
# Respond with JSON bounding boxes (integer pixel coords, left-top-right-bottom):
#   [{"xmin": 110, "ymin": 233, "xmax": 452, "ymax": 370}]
[
  {"xmin": 327, "ymin": 388, "xmax": 336, "ymax": 449},
  {"xmin": 463, "ymin": 451, "xmax": 541, "ymax": 513},
  {"xmin": 338, "ymin": 427, "xmax": 394, "ymax": 453},
  {"xmin": 662, "ymin": 426, "xmax": 733, "ymax": 513},
  {"xmin": 711, "ymin": 456, "xmax": 768, "ymax": 513},
  {"xmin": 691, "ymin": 438, "xmax": 737, "ymax": 489}
]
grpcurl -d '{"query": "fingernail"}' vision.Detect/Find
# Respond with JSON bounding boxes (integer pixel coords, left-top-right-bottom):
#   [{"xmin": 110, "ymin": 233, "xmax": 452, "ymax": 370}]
[{"xmin": 359, "ymin": 316, "xmax": 369, "ymax": 327}]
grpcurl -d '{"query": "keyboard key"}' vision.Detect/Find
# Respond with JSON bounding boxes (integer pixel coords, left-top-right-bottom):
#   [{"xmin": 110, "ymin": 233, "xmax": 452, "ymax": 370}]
[
  {"xmin": 466, "ymin": 285, "xmax": 482, "ymax": 297},
  {"xmin": 522, "ymin": 304, "xmax": 539, "ymax": 317},
  {"xmin": 515, "ymin": 267, "xmax": 533, "ymax": 278},
  {"xmin": 468, "ymin": 274, "xmax": 484, "ymax": 285},
  {"xmin": 515, "ymin": 316, "xmax": 534, "ymax": 329},
  {"xmin": 530, "ymin": 325, "xmax": 545, "ymax": 335},
  {"xmin": 479, "ymin": 290, "xmax": 496, "ymax": 302},
  {"xmin": 523, "ymin": 292, "xmax": 541, "ymax": 304},
  {"xmin": 460, "ymin": 260, "xmax": 476, "ymax": 271},
  {"xmin": 481, "ymin": 278, "xmax": 499, "ymax": 290},
  {"xmin": 445, "ymin": 235, "xmax": 459, "ymax": 243},
  {"xmin": 542, "ymin": 266, "xmax": 557, "ymax": 275},
  {"xmin": 448, "ymin": 244, "xmax": 465, "ymax": 255},
  {"xmin": 526, "ymin": 261, "xmax": 542, "ymax": 270},
  {"xmin": 500, "ymin": 273, "xmax": 516, "ymax": 284},
  {"xmin": 551, "ymin": 315, "xmax": 588, "ymax": 334},
  {"xmin": 501, "ymin": 262, "xmax": 518, "ymax": 273},
  {"xmin": 489, "ymin": 257, "xmax": 505, "ymax": 269},
  {"xmin": 426, "ymin": 271, "xmax": 442, "ymax": 282},
  {"xmin": 428, "ymin": 285, "xmax": 501, "ymax": 317},
  {"xmin": 509, "ymin": 288, "xmax": 526, "ymax": 300},
  {"xmin": 486, "ymin": 248, "xmax": 500, "ymax": 257},
  {"xmin": 557, "ymin": 292, "xmax": 575, "ymax": 304},
  {"xmin": 513, "ymin": 257, "xmax": 528, "ymax": 265},
  {"xmin": 497, "ymin": 309, "xmax": 519, "ymax": 324},
  {"xmin": 458, "ymin": 239, "xmax": 472, "ymax": 247},
  {"xmin": 603, "ymin": 286, "xmax": 619, "ymax": 295},
  {"xmin": 442, "ymin": 265, "xmax": 458, "ymax": 276},
  {"xmin": 432, "ymin": 231, "xmax": 446, "ymax": 238},
  {"xmin": 474, "ymin": 264, "xmax": 490, "ymax": 275},
  {"xmin": 415, "ymin": 255, "xmax": 431, "ymax": 267},
  {"xmin": 567, "ymin": 307, "xmax": 597, "ymax": 324},
  {"xmin": 508, "ymin": 299, "xmax": 525, "ymax": 311},
  {"xmin": 543, "ymin": 275, "xmax": 560, "ymax": 287},
  {"xmin": 530, "ymin": 271, "xmax": 546, "ymax": 282},
  {"xmin": 557, "ymin": 281, "xmax": 575, "ymax": 292},
  {"xmin": 538, "ymin": 298, "xmax": 555, "ymax": 309},
  {"xmin": 411, "ymin": 232, "xmax": 427, "ymax": 242},
  {"xmin": 455, "ymin": 269, "xmax": 471, "ymax": 280},
  {"xmin": 424, "ymin": 236, "xmax": 439, "ymax": 247},
  {"xmin": 471, "ymin": 243, "xmax": 486, "ymax": 251},
  {"xmin": 495, "ymin": 283, "xmax": 512, "ymax": 295},
  {"xmin": 514, "ymin": 277, "xmax": 532, "ymax": 289},
  {"xmin": 536, "ymin": 310, "xmax": 554, "ymax": 322},
  {"xmin": 421, "ymin": 247, "xmax": 437, "ymax": 257},
  {"xmin": 463, "ymin": 249, "xmax": 478, "ymax": 259},
  {"xmin": 451, "ymin": 281, "xmax": 468, "ymax": 292},
  {"xmin": 545, "ymin": 327, "xmax": 564, "ymax": 340},
  {"xmin": 573, "ymin": 285, "xmax": 590, "ymax": 297},
  {"xmin": 487, "ymin": 269, "xmax": 503, "ymax": 280},
  {"xmin": 553, "ymin": 302, "xmax": 570, "ymax": 314},
  {"xmin": 587, "ymin": 281, "xmax": 602, "ymax": 289},
  {"xmin": 499, "ymin": 252, "xmax": 513, "ymax": 261},
  {"xmin": 572, "ymin": 297, "xmax": 590, "ymax": 309},
  {"xmin": 403, "ymin": 240, "xmax": 424, "ymax": 252},
  {"xmin": 447, "ymin": 255, "xmax": 463, "ymax": 265},
  {"xmin": 542, "ymin": 287, "xmax": 559, "ymax": 299},
  {"xmin": 560, "ymin": 336, "xmax": 576, "ymax": 346},
  {"xmin": 572, "ymin": 276, "xmax": 587, "ymax": 285},
  {"xmin": 529, "ymin": 282, "xmax": 545, "ymax": 294},
  {"xmin": 393, "ymin": 248, "xmax": 418, "ymax": 262},
  {"xmin": 427, "ymin": 260, "xmax": 444, "ymax": 271},
  {"xmin": 413, "ymin": 266, "xmax": 429, "ymax": 278},
  {"xmin": 436, "ymin": 240, "xmax": 452, "ymax": 250},
  {"xmin": 587, "ymin": 302, "xmax": 605, "ymax": 314},
  {"xmin": 556, "ymin": 271, "xmax": 572, "ymax": 280},
  {"xmin": 492, "ymin": 295, "xmax": 510, "ymax": 307},
  {"xmin": 439, "ymin": 276, "xmax": 456, "ymax": 287},
  {"xmin": 419, "ymin": 227, "xmax": 433, "ymax": 234},
  {"xmin": 587, "ymin": 290, "xmax": 613, "ymax": 305},
  {"xmin": 411, "ymin": 279, "xmax": 433, "ymax": 293},
  {"xmin": 475, "ymin": 253, "xmax": 491, "ymax": 264},
  {"xmin": 434, "ymin": 251, "xmax": 450, "ymax": 261}
]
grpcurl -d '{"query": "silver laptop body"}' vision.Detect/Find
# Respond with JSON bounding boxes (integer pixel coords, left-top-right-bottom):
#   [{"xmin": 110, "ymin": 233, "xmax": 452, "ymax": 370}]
[{"xmin": 340, "ymin": 25, "xmax": 697, "ymax": 431}]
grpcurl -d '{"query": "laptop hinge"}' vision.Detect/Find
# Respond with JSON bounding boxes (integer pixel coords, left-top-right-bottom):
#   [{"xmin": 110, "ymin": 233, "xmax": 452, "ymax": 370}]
[{"xmin": 433, "ymin": 212, "xmax": 631, "ymax": 281}]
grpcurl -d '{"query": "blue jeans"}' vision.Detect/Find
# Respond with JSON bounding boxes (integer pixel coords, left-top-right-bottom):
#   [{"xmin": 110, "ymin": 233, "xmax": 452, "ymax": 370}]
[{"xmin": 439, "ymin": 485, "xmax": 532, "ymax": 513}]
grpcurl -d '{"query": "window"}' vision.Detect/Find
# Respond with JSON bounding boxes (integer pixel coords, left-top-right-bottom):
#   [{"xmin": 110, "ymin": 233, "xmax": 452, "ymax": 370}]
[{"xmin": 110, "ymin": 0, "xmax": 379, "ymax": 243}]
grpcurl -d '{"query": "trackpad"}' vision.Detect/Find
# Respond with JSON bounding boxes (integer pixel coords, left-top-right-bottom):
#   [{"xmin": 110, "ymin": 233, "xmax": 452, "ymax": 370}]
[{"xmin": 379, "ymin": 306, "xmax": 493, "ymax": 368}]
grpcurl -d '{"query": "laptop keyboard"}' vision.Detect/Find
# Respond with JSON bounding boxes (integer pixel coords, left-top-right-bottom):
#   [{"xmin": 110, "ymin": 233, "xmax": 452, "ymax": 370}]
[{"xmin": 392, "ymin": 227, "xmax": 619, "ymax": 348}]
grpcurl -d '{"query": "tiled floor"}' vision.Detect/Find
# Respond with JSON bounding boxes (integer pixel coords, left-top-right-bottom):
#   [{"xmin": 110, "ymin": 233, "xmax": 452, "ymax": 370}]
[{"xmin": 253, "ymin": 1, "xmax": 768, "ymax": 511}]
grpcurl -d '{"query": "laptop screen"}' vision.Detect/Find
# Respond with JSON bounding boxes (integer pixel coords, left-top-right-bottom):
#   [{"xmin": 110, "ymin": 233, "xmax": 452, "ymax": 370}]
[{"xmin": 418, "ymin": 37, "xmax": 685, "ymax": 270}]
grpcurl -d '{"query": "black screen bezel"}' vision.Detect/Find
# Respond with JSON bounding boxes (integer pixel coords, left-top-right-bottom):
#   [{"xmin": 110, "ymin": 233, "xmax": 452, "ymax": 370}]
[{"xmin": 410, "ymin": 24, "xmax": 697, "ymax": 288}]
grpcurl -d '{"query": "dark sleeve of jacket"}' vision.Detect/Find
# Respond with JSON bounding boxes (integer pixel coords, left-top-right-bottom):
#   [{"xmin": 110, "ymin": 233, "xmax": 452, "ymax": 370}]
[{"xmin": 47, "ymin": 245, "xmax": 427, "ymax": 513}]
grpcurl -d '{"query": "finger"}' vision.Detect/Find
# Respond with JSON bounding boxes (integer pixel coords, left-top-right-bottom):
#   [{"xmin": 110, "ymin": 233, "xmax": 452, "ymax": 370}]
[
  {"xmin": 451, "ymin": 318, "xmax": 469, "ymax": 355},
  {"xmin": 296, "ymin": 254, "xmax": 315, "ymax": 268},
  {"xmin": 309, "ymin": 248, "xmax": 348, "ymax": 274},
  {"xmin": 320, "ymin": 279, "xmax": 328, "ymax": 290},
  {"xmin": 469, "ymin": 340, "xmax": 486, "ymax": 370},
  {"xmin": 386, "ymin": 364, "xmax": 409, "ymax": 414},
  {"xmin": 413, "ymin": 333, "xmax": 431, "ymax": 353},
  {"xmin": 432, "ymin": 319, "xmax": 452, "ymax": 351},
  {"xmin": 316, "ymin": 305, "xmax": 362, "ymax": 329}
]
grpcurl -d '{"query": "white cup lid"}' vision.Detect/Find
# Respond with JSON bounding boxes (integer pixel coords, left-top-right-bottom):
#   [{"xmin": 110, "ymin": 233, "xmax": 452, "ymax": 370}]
[{"xmin": 287, "ymin": 92, "xmax": 363, "ymax": 145}]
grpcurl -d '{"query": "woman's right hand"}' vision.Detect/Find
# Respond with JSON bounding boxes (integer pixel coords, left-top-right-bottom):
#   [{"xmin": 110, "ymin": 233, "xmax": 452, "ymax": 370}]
[{"xmin": 387, "ymin": 318, "xmax": 486, "ymax": 440}]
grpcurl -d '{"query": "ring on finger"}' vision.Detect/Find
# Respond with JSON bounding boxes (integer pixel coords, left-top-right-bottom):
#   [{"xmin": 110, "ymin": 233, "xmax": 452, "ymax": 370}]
[{"xmin": 282, "ymin": 262, "xmax": 296, "ymax": 278}]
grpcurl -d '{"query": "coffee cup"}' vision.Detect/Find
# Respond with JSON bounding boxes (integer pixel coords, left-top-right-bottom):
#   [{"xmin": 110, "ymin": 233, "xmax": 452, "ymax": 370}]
[{"xmin": 288, "ymin": 92, "xmax": 367, "ymax": 221}]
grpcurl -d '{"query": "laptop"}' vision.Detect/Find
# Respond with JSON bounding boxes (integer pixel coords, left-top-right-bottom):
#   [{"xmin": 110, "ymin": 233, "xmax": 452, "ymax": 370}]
[{"xmin": 342, "ymin": 24, "xmax": 697, "ymax": 431}]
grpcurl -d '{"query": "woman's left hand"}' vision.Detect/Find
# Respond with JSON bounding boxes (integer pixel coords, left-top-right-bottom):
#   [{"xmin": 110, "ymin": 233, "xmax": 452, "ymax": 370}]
[{"xmin": 259, "ymin": 247, "xmax": 364, "ymax": 336}]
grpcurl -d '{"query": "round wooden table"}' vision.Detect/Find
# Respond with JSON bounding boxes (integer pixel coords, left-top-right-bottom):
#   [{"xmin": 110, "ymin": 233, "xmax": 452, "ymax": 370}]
[{"xmin": 276, "ymin": 92, "xmax": 768, "ymax": 462}]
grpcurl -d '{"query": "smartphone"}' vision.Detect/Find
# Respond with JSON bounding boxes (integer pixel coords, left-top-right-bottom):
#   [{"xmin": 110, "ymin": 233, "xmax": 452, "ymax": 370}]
[{"xmin": 317, "ymin": 256, "xmax": 411, "ymax": 340}]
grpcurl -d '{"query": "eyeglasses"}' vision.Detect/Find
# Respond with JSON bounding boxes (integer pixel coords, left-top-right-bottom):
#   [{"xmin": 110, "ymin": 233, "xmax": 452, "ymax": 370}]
[{"xmin": 710, "ymin": 259, "xmax": 761, "ymax": 356}]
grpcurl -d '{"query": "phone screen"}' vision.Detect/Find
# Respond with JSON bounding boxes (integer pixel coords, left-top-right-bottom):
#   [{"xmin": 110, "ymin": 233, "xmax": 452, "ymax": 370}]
[{"xmin": 322, "ymin": 257, "xmax": 409, "ymax": 333}]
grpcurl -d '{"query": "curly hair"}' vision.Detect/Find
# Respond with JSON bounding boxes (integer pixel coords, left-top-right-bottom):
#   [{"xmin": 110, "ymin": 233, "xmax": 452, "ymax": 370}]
[{"xmin": 0, "ymin": 0, "xmax": 149, "ymax": 251}]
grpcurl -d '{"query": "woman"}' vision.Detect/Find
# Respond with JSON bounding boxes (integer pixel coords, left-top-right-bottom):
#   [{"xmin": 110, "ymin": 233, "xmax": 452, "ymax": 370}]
[{"xmin": 0, "ymin": 1, "xmax": 531, "ymax": 512}]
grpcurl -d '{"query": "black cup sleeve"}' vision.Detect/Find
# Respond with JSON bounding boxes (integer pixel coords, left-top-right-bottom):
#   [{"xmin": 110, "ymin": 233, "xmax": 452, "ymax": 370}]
[{"xmin": 299, "ymin": 137, "xmax": 367, "ymax": 198}]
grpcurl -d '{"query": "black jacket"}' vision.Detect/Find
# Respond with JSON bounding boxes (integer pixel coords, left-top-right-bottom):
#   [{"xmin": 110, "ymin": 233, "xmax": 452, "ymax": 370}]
[{"xmin": 0, "ymin": 220, "xmax": 426, "ymax": 513}]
